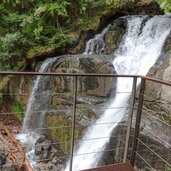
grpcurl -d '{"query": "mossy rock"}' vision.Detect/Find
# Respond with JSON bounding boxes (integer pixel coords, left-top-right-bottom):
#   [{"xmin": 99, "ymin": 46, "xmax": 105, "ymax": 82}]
[
  {"xmin": 0, "ymin": 76, "xmax": 12, "ymax": 92},
  {"xmin": 44, "ymin": 114, "xmax": 84, "ymax": 154},
  {"xmin": 45, "ymin": 114, "xmax": 71, "ymax": 153},
  {"xmin": 103, "ymin": 17, "xmax": 127, "ymax": 54},
  {"xmin": 12, "ymin": 100, "xmax": 24, "ymax": 123},
  {"xmin": 77, "ymin": 103, "xmax": 97, "ymax": 121}
]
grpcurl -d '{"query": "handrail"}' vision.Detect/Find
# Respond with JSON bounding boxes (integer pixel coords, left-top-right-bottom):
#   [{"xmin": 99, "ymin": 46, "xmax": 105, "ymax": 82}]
[
  {"xmin": 0, "ymin": 71, "xmax": 141, "ymax": 77},
  {"xmin": 1, "ymin": 71, "xmax": 171, "ymax": 86},
  {"xmin": 0, "ymin": 72, "xmax": 171, "ymax": 171}
]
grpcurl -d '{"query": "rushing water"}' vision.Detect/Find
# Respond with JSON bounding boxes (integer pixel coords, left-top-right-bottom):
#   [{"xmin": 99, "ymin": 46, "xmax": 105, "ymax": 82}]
[
  {"xmin": 22, "ymin": 57, "xmax": 58, "ymax": 132},
  {"xmin": 64, "ymin": 15, "xmax": 171, "ymax": 170},
  {"xmin": 17, "ymin": 57, "xmax": 59, "ymax": 168},
  {"xmin": 84, "ymin": 25, "xmax": 111, "ymax": 55}
]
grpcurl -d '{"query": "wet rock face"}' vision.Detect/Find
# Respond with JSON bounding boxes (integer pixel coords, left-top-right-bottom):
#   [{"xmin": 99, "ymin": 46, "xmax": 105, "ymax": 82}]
[
  {"xmin": 146, "ymin": 32, "xmax": 171, "ymax": 124},
  {"xmin": 45, "ymin": 54, "xmax": 116, "ymax": 127},
  {"xmin": 103, "ymin": 18, "xmax": 127, "ymax": 54},
  {"xmin": 52, "ymin": 54, "xmax": 116, "ymax": 97},
  {"xmin": 43, "ymin": 54, "xmax": 116, "ymax": 154}
]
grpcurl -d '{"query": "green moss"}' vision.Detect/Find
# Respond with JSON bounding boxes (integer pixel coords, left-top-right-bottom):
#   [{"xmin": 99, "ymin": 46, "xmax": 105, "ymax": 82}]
[
  {"xmin": 77, "ymin": 103, "xmax": 96, "ymax": 119},
  {"xmin": 45, "ymin": 114, "xmax": 72, "ymax": 154},
  {"xmin": 163, "ymin": 112, "xmax": 171, "ymax": 125},
  {"xmin": 12, "ymin": 100, "xmax": 24, "ymax": 122},
  {"xmin": 27, "ymin": 45, "xmax": 57, "ymax": 59},
  {"xmin": 0, "ymin": 76, "xmax": 11, "ymax": 91},
  {"xmin": 45, "ymin": 113, "xmax": 85, "ymax": 154},
  {"xmin": 165, "ymin": 43, "xmax": 171, "ymax": 51},
  {"xmin": 167, "ymin": 168, "xmax": 171, "ymax": 171}
]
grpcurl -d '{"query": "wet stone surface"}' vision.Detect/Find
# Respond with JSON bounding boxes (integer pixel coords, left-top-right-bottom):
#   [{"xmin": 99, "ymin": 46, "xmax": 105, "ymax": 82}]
[{"xmin": 33, "ymin": 135, "xmax": 63, "ymax": 171}]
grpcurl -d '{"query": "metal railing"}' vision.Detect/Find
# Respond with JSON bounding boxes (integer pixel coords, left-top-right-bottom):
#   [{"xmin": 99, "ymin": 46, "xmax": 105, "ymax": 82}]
[{"xmin": 0, "ymin": 72, "xmax": 171, "ymax": 171}]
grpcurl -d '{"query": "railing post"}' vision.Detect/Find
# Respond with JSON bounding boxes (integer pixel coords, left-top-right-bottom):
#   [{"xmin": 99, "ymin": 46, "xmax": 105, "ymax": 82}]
[
  {"xmin": 123, "ymin": 77, "xmax": 137, "ymax": 162},
  {"xmin": 131, "ymin": 77, "xmax": 146, "ymax": 166},
  {"xmin": 69, "ymin": 76, "xmax": 78, "ymax": 171}
]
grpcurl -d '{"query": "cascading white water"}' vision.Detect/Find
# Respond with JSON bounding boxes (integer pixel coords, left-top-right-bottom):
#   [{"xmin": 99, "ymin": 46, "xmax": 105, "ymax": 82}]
[
  {"xmin": 84, "ymin": 25, "xmax": 111, "ymax": 55},
  {"xmin": 64, "ymin": 15, "xmax": 171, "ymax": 170},
  {"xmin": 22, "ymin": 57, "xmax": 58, "ymax": 132},
  {"xmin": 17, "ymin": 57, "xmax": 58, "ymax": 168}
]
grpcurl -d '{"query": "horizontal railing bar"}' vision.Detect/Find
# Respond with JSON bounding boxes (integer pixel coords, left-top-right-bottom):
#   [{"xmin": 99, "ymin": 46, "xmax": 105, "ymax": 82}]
[
  {"xmin": 1, "ymin": 72, "xmax": 171, "ymax": 86},
  {"xmin": 0, "ymin": 71, "xmax": 140, "ymax": 78},
  {"xmin": 74, "ymin": 147, "xmax": 126, "ymax": 157},
  {"xmin": 16, "ymin": 134, "xmax": 128, "ymax": 149},
  {"xmin": 96, "ymin": 106, "xmax": 130, "ymax": 109},
  {"xmin": 137, "ymin": 138, "xmax": 171, "ymax": 167},
  {"xmin": 141, "ymin": 76, "xmax": 171, "ymax": 87},
  {"xmin": 0, "ymin": 106, "xmax": 130, "ymax": 115},
  {"xmin": 1, "ymin": 140, "xmax": 71, "ymax": 149},
  {"xmin": 0, "ymin": 91, "xmax": 132, "ymax": 95},
  {"xmin": 19, "ymin": 122, "xmax": 127, "ymax": 131},
  {"xmin": 79, "ymin": 134, "xmax": 129, "ymax": 142}
]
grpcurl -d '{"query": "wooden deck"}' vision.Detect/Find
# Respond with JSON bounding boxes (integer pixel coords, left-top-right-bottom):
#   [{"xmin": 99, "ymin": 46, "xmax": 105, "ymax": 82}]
[{"xmin": 81, "ymin": 163, "xmax": 135, "ymax": 171}]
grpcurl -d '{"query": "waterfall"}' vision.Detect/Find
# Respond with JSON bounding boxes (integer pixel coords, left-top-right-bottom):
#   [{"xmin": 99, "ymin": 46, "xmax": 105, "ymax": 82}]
[
  {"xmin": 64, "ymin": 15, "xmax": 171, "ymax": 170},
  {"xmin": 16, "ymin": 57, "xmax": 59, "ymax": 168},
  {"xmin": 22, "ymin": 57, "xmax": 58, "ymax": 132},
  {"xmin": 84, "ymin": 25, "xmax": 111, "ymax": 55}
]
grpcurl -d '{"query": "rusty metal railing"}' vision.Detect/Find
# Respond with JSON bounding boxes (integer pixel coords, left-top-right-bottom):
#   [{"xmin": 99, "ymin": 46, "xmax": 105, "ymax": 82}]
[{"xmin": 0, "ymin": 72, "xmax": 171, "ymax": 171}]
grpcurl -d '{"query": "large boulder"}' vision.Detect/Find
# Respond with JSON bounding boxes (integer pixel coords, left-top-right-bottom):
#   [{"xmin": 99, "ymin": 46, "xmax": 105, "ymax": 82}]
[
  {"xmin": 42, "ymin": 54, "xmax": 116, "ymax": 153},
  {"xmin": 103, "ymin": 17, "xmax": 127, "ymax": 54},
  {"xmin": 1, "ymin": 54, "xmax": 117, "ymax": 155}
]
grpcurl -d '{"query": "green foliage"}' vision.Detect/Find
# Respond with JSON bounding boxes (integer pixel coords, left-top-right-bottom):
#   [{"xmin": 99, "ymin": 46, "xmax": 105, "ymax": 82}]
[
  {"xmin": 0, "ymin": 30, "xmax": 27, "ymax": 70},
  {"xmin": 156, "ymin": 0, "xmax": 171, "ymax": 12},
  {"xmin": 0, "ymin": 1, "xmax": 71, "ymax": 70},
  {"xmin": 106, "ymin": 0, "xmax": 135, "ymax": 8},
  {"xmin": 0, "ymin": 0, "xmax": 169, "ymax": 71},
  {"xmin": 0, "ymin": 32, "xmax": 25, "ymax": 58},
  {"xmin": 12, "ymin": 100, "xmax": 23, "ymax": 122},
  {"xmin": 166, "ymin": 167, "xmax": 171, "ymax": 171},
  {"xmin": 34, "ymin": 1, "xmax": 69, "ymax": 18}
]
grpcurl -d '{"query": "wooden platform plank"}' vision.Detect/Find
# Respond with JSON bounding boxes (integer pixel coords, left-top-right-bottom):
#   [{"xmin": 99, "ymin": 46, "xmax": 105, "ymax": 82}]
[{"xmin": 80, "ymin": 163, "xmax": 135, "ymax": 171}]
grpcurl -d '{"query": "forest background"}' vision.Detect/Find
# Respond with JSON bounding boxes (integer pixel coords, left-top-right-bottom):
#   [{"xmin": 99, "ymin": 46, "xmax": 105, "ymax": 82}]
[{"xmin": 0, "ymin": 0, "xmax": 170, "ymax": 71}]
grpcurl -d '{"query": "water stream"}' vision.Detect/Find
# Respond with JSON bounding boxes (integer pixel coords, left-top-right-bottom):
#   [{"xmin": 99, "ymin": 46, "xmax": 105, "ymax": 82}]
[
  {"xmin": 17, "ymin": 57, "xmax": 59, "ymax": 167},
  {"xmin": 84, "ymin": 24, "xmax": 111, "ymax": 55},
  {"xmin": 64, "ymin": 15, "xmax": 171, "ymax": 170},
  {"xmin": 22, "ymin": 57, "xmax": 58, "ymax": 132}
]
